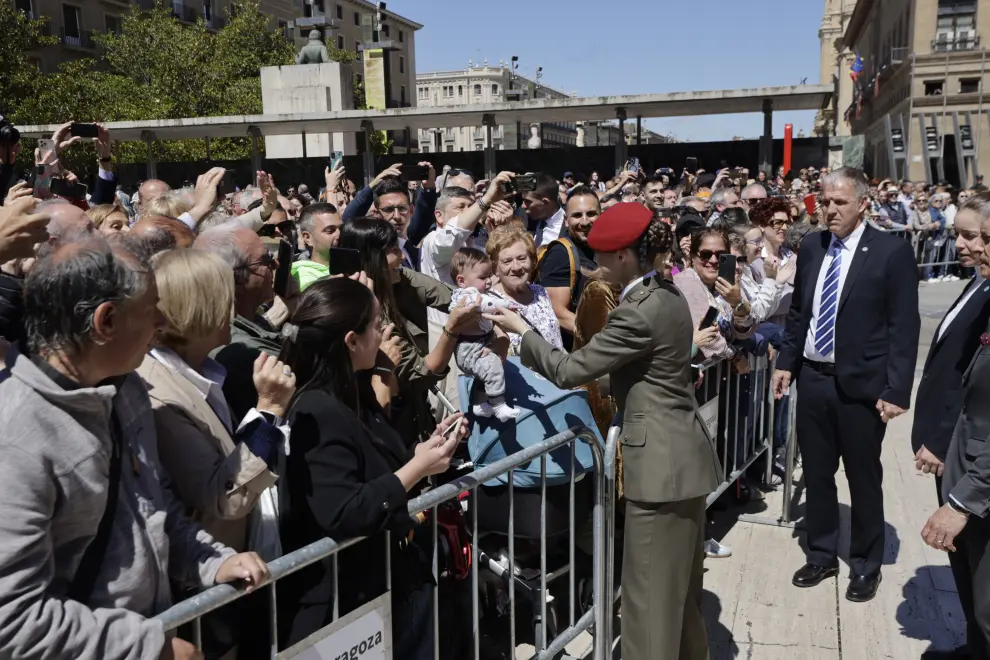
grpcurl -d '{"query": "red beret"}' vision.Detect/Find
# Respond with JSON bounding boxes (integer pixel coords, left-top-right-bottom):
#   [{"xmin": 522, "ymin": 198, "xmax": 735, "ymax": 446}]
[{"xmin": 587, "ymin": 202, "xmax": 654, "ymax": 253}]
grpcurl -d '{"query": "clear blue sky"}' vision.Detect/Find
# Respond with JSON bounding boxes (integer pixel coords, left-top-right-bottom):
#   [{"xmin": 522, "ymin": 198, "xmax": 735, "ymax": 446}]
[{"xmin": 384, "ymin": 0, "xmax": 824, "ymax": 142}]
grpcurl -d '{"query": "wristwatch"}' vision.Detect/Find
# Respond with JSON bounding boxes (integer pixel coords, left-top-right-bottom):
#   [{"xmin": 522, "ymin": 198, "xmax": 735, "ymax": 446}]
[
  {"xmin": 947, "ymin": 498, "xmax": 971, "ymax": 517},
  {"xmin": 258, "ymin": 410, "xmax": 283, "ymax": 427}
]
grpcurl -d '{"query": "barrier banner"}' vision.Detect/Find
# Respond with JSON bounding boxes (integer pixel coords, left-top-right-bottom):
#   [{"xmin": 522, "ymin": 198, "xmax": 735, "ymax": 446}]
[{"xmin": 280, "ymin": 592, "xmax": 392, "ymax": 660}]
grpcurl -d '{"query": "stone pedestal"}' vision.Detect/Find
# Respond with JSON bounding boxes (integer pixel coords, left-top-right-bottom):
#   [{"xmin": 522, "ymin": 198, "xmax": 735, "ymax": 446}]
[{"xmin": 260, "ymin": 62, "xmax": 357, "ymax": 159}]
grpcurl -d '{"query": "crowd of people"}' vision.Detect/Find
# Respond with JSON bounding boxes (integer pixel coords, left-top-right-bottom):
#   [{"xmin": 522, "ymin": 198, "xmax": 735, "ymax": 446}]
[{"xmin": 1, "ymin": 115, "xmax": 989, "ymax": 660}]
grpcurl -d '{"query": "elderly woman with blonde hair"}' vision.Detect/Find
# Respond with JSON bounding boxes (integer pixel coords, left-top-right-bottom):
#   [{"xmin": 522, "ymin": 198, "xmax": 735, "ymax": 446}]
[
  {"xmin": 85, "ymin": 202, "xmax": 130, "ymax": 235},
  {"xmin": 137, "ymin": 248, "xmax": 296, "ymax": 555}
]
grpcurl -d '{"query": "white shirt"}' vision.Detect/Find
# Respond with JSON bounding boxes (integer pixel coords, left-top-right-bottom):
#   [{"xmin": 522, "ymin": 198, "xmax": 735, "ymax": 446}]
[
  {"xmin": 534, "ymin": 207, "xmax": 565, "ymax": 248},
  {"xmin": 620, "ymin": 271, "xmax": 656, "ymax": 303},
  {"xmin": 937, "ymin": 275, "xmax": 987, "ymax": 342},
  {"xmin": 803, "ymin": 221, "xmax": 867, "ymax": 363},
  {"xmin": 419, "ymin": 214, "xmax": 476, "ymax": 327},
  {"xmin": 150, "ymin": 347, "xmax": 235, "ymax": 432}
]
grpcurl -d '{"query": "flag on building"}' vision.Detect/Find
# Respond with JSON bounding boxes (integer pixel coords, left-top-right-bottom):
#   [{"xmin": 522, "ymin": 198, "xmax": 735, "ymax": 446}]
[{"xmin": 850, "ymin": 53, "xmax": 864, "ymax": 81}]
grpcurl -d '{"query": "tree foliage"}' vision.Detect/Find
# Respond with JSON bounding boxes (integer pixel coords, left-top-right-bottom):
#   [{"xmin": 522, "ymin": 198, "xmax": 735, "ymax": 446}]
[
  {"xmin": 10, "ymin": 0, "xmax": 366, "ymax": 171},
  {"xmin": 0, "ymin": 2, "xmax": 58, "ymax": 116}
]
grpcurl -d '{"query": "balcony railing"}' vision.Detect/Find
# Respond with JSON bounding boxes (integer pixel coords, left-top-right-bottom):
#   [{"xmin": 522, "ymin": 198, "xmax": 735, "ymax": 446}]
[
  {"xmin": 932, "ymin": 34, "xmax": 980, "ymax": 52},
  {"xmin": 60, "ymin": 27, "xmax": 96, "ymax": 49}
]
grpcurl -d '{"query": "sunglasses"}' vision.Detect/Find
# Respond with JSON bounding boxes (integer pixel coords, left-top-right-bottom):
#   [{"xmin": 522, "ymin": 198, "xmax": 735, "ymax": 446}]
[
  {"xmin": 238, "ymin": 252, "xmax": 277, "ymax": 272},
  {"xmin": 770, "ymin": 219, "xmax": 792, "ymax": 230},
  {"xmin": 696, "ymin": 249, "xmax": 728, "ymax": 262}
]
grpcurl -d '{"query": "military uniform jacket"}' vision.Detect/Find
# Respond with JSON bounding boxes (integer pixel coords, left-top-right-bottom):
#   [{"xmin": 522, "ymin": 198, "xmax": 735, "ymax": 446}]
[{"xmin": 521, "ymin": 274, "xmax": 722, "ymax": 503}]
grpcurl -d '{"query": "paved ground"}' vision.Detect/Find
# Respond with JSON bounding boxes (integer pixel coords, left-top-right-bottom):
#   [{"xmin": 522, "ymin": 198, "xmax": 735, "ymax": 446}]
[{"xmin": 702, "ymin": 278, "xmax": 970, "ymax": 660}]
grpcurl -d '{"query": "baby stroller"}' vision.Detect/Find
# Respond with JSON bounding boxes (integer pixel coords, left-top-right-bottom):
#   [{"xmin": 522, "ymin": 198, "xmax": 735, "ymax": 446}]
[{"xmin": 440, "ymin": 358, "xmax": 602, "ymax": 658}]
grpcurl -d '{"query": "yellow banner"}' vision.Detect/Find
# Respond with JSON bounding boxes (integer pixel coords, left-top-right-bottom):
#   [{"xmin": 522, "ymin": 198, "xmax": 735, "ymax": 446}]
[{"xmin": 363, "ymin": 48, "xmax": 387, "ymax": 110}]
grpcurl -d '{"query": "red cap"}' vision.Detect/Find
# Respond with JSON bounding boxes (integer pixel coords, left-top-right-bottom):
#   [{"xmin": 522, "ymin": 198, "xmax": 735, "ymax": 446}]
[{"xmin": 587, "ymin": 203, "xmax": 654, "ymax": 253}]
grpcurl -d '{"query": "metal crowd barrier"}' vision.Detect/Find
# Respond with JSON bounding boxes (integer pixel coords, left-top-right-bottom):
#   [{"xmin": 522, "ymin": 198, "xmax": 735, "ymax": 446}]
[
  {"xmin": 886, "ymin": 228, "xmax": 960, "ymax": 279},
  {"xmin": 154, "ymin": 425, "xmax": 614, "ymax": 660}
]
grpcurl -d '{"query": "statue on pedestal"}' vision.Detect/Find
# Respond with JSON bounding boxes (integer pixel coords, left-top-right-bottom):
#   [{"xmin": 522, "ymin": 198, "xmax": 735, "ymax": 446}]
[
  {"xmin": 527, "ymin": 123, "xmax": 542, "ymax": 149},
  {"xmin": 296, "ymin": 30, "xmax": 331, "ymax": 65}
]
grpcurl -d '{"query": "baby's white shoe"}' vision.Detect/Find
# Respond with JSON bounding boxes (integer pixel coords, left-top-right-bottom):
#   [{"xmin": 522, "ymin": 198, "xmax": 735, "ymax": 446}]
[{"xmin": 472, "ymin": 402, "xmax": 494, "ymax": 418}]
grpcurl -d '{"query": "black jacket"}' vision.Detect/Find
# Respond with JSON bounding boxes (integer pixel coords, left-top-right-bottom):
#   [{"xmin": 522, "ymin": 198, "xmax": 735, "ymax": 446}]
[
  {"xmin": 913, "ymin": 278, "xmax": 990, "ymax": 459},
  {"xmin": 90, "ymin": 170, "xmax": 118, "ymax": 206},
  {"xmin": 778, "ymin": 223, "xmax": 921, "ymax": 409},
  {"xmin": 277, "ymin": 386, "xmax": 433, "ymax": 646},
  {"xmin": 0, "ymin": 272, "xmax": 24, "ymax": 344},
  {"xmin": 943, "ymin": 317, "xmax": 990, "ymax": 516}
]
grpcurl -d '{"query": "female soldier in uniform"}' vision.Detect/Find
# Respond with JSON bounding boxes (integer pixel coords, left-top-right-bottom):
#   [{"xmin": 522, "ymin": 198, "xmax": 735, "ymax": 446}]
[{"xmin": 485, "ymin": 202, "xmax": 722, "ymax": 660}]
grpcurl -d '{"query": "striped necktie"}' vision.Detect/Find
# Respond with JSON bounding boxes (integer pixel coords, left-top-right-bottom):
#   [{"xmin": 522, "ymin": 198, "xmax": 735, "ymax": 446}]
[{"xmin": 814, "ymin": 240, "xmax": 843, "ymax": 357}]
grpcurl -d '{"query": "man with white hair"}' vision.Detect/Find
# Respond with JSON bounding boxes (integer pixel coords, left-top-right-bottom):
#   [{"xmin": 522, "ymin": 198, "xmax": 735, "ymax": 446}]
[
  {"xmin": 740, "ymin": 182, "xmax": 768, "ymax": 210},
  {"xmin": 707, "ymin": 186, "xmax": 743, "ymax": 226}
]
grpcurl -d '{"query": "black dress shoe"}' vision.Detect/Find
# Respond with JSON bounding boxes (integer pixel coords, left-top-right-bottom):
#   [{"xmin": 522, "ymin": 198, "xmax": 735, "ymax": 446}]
[
  {"xmin": 792, "ymin": 563, "xmax": 839, "ymax": 588},
  {"xmin": 921, "ymin": 646, "xmax": 971, "ymax": 659},
  {"xmin": 845, "ymin": 572, "xmax": 882, "ymax": 602}
]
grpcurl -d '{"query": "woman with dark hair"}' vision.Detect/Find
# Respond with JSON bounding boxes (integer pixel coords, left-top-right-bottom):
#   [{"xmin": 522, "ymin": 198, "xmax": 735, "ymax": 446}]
[
  {"xmin": 337, "ymin": 217, "xmax": 479, "ymax": 443},
  {"xmin": 276, "ymin": 277, "xmax": 469, "ymax": 659},
  {"xmin": 672, "ymin": 227, "xmax": 758, "ymax": 363},
  {"xmin": 748, "ymin": 197, "xmax": 797, "ymax": 328},
  {"xmin": 485, "ymin": 203, "xmax": 722, "ymax": 660}
]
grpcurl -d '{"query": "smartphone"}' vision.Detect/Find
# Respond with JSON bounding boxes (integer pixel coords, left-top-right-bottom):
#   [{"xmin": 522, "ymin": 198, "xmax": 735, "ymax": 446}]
[
  {"xmin": 685, "ymin": 157, "xmax": 699, "ymax": 174},
  {"xmin": 717, "ymin": 254, "xmax": 738, "ymax": 285},
  {"xmin": 727, "ymin": 168, "xmax": 745, "ymax": 180},
  {"xmin": 328, "ymin": 247, "xmax": 364, "ymax": 277},
  {"xmin": 217, "ymin": 169, "xmax": 236, "ymax": 197},
  {"xmin": 625, "ymin": 157, "xmax": 640, "ymax": 174},
  {"xmin": 49, "ymin": 177, "xmax": 87, "ymax": 199},
  {"xmin": 400, "ymin": 165, "xmax": 429, "ymax": 183},
  {"xmin": 329, "ymin": 150, "xmax": 344, "ymax": 171},
  {"xmin": 69, "ymin": 123, "xmax": 99, "ymax": 139},
  {"xmin": 514, "ymin": 173, "xmax": 538, "ymax": 194},
  {"xmin": 699, "ymin": 306, "xmax": 719, "ymax": 330},
  {"xmin": 273, "ymin": 239, "xmax": 293, "ymax": 298}
]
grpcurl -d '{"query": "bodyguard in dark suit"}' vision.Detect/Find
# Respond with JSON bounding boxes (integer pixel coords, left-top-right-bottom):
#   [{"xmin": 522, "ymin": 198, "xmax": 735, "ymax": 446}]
[
  {"xmin": 923, "ymin": 202, "xmax": 990, "ymax": 660},
  {"xmin": 773, "ymin": 167, "xmax": 920, "ymax": 602},
  {"xmin": 913, "ymin": 195, "xmax": 990, "ymax": 659},
  {"xmin": 487, "ymin": 204, "xmax": 722, "ymax": 660}
]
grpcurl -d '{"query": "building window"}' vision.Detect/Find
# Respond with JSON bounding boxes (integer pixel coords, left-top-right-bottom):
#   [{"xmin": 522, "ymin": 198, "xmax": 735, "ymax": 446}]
[
  {"xmin": 382, "ymin": 24, "xmax": 389, "ymax": 37},
  {"xmin": 336, "ymin": 3, "xmax": 342, "ymax": 19},
  {"xmin": 15, "ymin": 0, "xmax": 32, "ymax": 17},
  {"xmin": 203, "ymin": 0, "xmax": 212, "ymax": 22},
  {"xmin": 924, "ymin": 80, "xmax": 945, "ymax": 96},
  {"xmin": 355, "ymin": 41, "xmax": 361, "ymax": 53},
  {"xmin": 474, "ymin": 84, "xmax": 482, "ymax": 95},
  {"xmin": 278, "ymin": 20, "xmax": 289, "ymax": 39},
  {"xmin": 399, "ymin": 29, "xmax": 404, "ymax": 43},
  {"xmin": 337, "ymin": 35, "xmax": 344, "ymax": 49},
  {"xmin": 105, "ymin": 14, "xmax": 121, "ymax": 34},
  {"xmin": 457, "ymin": 85, "xmax": 463, "ymax": 96},
  {"xmin": 418, "ymin": 87, "xmax": 427, "ymax": 100},
  {"xmin": 353, "ymin": 11, "xmax": 360, "ymax": 26},
  {"xmin": 400, "ymin": 85, "xmax": 406, "ymax": 104},
  {"xmin": 62, "ymin": 4, "xmax": 81, "ymax": 39},
  {"xmin": 961, "ymin": 78, "xmax": 981, "ymax": 93},
  {"xmin": 474, "ymin": 142, "xmax": 483, "ymax": 151},
  {"xmin": 446, "ymin": 145, "xmax": 454, "ymax": 152},
  {"xmin": 399, "ymin": 55, "xmax": 404, "ymax": 74},
  {"xmin": 443, "ymin": 85, "xmax": 453, "ymax": 98},
  {"xmin": 304, "ymin": 2, "xmax": 312, "ymax": 17},
  {"xmin": 492, "ymin": 84, "xmax": 498, "ymax": 95},
  {"xmin": 355, "ymin": 73, "xmax": 363, "ymax": 84},
  {"xmin": 935, "ymin": 12, "xmax": 977, "ymax": 51}
]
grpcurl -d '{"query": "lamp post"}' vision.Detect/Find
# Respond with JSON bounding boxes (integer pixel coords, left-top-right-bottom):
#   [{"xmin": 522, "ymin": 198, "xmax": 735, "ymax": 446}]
[
  {"xmin": 536, "ymin": 66, "xmax": 544, "ymax": 146},
  {"xmin": 511, "ymin": 55, "xmax": 521, "ymax": 150}
]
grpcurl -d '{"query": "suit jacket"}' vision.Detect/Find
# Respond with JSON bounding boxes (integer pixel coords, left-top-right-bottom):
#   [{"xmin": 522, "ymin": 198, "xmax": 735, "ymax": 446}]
[
  {"xmin": 943, "ymin": 319, "xmax": 990, "ymax": 516},
  {"xmin": 520, "ymin": 274, "xmax": 722, "ymax": 503},
  {"xmin": 778, "ymin": 223, "xmax": 921, "ymax": 409},
  {"xmin": 137, "ymin": 355, "xmax": 276, "ymax": 551},
  {"xmin": 91, "ymin": 170, "xmax": 117, "ymax": 206},
  {"xmin": 277, "ymin": 388, "xmax": 433, "ymax": 645},
  {"xmin": 913, "ymin": 278, "xmax": 990, "ymax": 459}
]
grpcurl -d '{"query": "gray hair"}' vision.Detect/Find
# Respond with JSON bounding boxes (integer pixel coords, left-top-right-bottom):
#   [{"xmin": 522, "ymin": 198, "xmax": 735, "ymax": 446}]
[
  {"xmin": 741, "ymin": 183, "xmax": 767, "ymax": 200},
  {"xmin": 710, "ymin": 187, "xmax": 735, "ymax": 210},
  {"xmin": 198, "ymin": 207, "xmax": 234, "ymax": 233},
  {"xmin": 237, "ymin": 187, "xmax": 260, "ymax": 211},
  {"xmin": 435, "ymin": 186, "xmax": 473, "ymax": 215},
  {"xmin": 24, "ymin": 236, "xmax": 151, "ymax": 357},
  {"xmin": 193, "ymin": 224, "xmax": 252, "ymax": 282},
  {"xmin": 822, "ymin": 167, "xmax": 870, "ymax": 200}
]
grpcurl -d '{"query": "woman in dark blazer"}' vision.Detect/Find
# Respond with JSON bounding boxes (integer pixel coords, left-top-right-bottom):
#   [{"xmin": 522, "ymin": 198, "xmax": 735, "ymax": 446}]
[{"xmin": 275, "ymin": 277, "xmax": 468, "ymax": 660}]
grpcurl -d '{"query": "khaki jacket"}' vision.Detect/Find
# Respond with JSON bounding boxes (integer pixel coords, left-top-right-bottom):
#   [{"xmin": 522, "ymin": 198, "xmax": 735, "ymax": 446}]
[
  {"xmin": 521, "ymin": 274, "xmax": 722, "ymax": 503},
  {"xmin": 137, "ymin": 355, "xmax": 276, "ymax": 551}
]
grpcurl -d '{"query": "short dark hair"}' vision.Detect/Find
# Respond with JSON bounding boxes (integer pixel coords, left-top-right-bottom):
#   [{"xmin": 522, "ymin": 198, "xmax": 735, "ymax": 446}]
[
  {"xmin": 565, "ymin": 185, "xmax": 601, "ymax": 207},
  {"xmin": 299, "ymin": 202, "xmax": 339, "ymax": 234},
  {"xmin": 644, "ymin": 175, "xmax": 666, "ymax": 187},
  {"xmin": 372, "ymin": 176, "xmax": 410, "ymax": 201},
  {"xmin": 449, "ymin": 247, "xmax": 490, "ymax": 282},
  {"xmin": 711, "ymin": 207, "xmax": 750, "ymax": 231},
  {"xmin": 528, "ymin": 173, "xmax": 560, "ymax": 204},
  {"xmin": 25, "ymin": 237, "xmax": 151, "ymax": 357}
]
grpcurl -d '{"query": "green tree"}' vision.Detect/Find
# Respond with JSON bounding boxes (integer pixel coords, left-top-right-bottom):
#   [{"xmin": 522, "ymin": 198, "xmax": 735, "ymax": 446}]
[
  {"xmin": 0, "ymin": 2, "xmax": 58, "ymax": 116},
  {"xmin": 11, "ymin": 0, "xmax": 368, "ymax": 170}
]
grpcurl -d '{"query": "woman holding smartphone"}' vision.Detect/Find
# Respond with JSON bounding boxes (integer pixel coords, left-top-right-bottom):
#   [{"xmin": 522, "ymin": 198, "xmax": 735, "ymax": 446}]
[{"xmin": 485, "ymin": 203, "xmax": 722, "ymax": 660}]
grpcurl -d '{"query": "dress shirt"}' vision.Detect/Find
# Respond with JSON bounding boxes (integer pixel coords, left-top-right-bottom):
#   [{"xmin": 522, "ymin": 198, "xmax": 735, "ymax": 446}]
[
  {"xmin": 937, "ymin": 275, "xmax": 987, "ymax": 342},
  {"xmin": 534, "ymin": 207, "xmax": 565, "ymax": 248},
  {"xmin": 151, "ymin": 347, "xmax": 235, "ymax": 432},
  {"xmin": 803, "ymin": 221, "xmax": 867, "ymax": 364}
]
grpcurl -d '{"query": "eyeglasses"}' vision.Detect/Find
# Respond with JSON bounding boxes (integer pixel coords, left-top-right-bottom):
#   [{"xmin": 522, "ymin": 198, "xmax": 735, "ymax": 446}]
[
  {"xmin": 379, "ymin": 204, "xmax": 411, "ymax": 215},
  {"xmin": 696, "ymin": 249, "xmax": 728, "ymax": 262},
  {"xmin": 238, "ymin": 252, "xmax": 277, "ymax": 272},
  {"xmin": 770, "ymin": 219, "xmax": 792, "ymax": 230}
]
